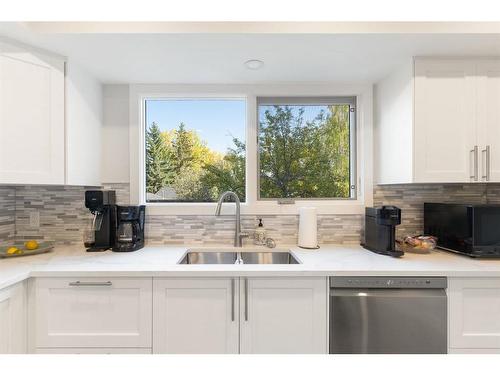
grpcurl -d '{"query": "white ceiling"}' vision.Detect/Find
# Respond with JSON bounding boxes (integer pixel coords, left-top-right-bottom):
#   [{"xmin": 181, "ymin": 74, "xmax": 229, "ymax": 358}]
[{"xmin": 1, "ymin": 22, "xmax": 500, "ymax": 84}]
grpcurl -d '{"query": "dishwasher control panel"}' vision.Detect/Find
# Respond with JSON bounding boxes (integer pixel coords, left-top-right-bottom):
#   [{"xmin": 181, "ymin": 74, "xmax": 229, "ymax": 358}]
[{"xmin": 330, "ymin": 277, "xmax": 447, "ymax": 289}]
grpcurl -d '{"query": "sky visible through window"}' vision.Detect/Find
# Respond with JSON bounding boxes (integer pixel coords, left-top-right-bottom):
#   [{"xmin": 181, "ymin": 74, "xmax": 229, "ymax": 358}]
[{"xmin": 145, "ymin": 99, "xmax": 246, "ymax": 153}]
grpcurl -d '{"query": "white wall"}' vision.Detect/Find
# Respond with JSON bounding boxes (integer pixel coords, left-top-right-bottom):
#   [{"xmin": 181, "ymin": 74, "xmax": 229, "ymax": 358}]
[
  {"xmin": 374, "ymin": 60, "xmax": 413, "ymax": 184},
  {"xmin": 101, "ymin": 84, "xmax": 130, "ymax": 183},
  {"xmin": 65, "ymin": 61, "xmax": 103, "ymax": 186}
]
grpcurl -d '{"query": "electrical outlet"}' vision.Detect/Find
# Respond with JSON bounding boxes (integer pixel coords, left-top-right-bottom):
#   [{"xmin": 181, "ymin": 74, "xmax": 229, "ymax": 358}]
[{"xmin": 29, "ymin": 211, "xmax": 40, "ymax": 228}]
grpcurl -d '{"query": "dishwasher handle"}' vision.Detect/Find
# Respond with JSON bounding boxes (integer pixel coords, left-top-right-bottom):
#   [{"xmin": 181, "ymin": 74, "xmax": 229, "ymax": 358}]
[{"xmin": 330, "ymin": 288, "xmax": 447, "ymax": 299}]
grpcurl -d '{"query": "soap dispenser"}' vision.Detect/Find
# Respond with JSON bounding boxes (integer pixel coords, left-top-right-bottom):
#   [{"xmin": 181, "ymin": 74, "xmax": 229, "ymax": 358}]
[{"xmin": 254, "ymin": 218, "xmax": 266, "ymax": 245}]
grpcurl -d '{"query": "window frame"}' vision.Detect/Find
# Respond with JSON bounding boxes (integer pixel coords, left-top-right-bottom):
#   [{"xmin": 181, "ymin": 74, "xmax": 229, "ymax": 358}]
[
  {"xmin": 129, "ymin": 84, "xmax": 373, "ymax": 215},
  {"xmin": 256, "ymin": 96, "xmax": 357, "ymax": 202}
]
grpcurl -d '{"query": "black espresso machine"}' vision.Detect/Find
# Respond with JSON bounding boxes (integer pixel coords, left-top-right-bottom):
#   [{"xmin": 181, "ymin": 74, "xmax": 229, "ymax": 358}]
[
  {"xmin": 361, "ymin": 206, "xmax": 403, "ymax": 257},
  {"xmin": 84, "ymin": 190, "xmax": 117, "ymax": 251}
]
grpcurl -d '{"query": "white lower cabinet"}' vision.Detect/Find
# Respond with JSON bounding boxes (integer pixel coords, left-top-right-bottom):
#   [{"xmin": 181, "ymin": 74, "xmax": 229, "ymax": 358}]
[
  {"xmin": 448, "ymin": 278, "xmax": 500, "ymax": 352},
  {"xmin": 34, "ymin": 278, "xmax": 152, "ymax": 351},
  {"xmin": 153, "ymin": 278, "xmax": 239, "ymax": 354},
  {"xmin": 0, "ymin": 281, "xmax": 27, "ymax": 354},
  {"xmin": 241, "ymin": 277, "xmax": 327, "ymax": 354},
  {"xmin": 153, "ymin": 277, "xmax": 327, "ymax": 354}
]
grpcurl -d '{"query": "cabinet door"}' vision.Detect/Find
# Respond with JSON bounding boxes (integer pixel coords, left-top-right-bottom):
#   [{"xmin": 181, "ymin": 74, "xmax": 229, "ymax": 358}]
[
  {"xmin": 240, "ymin": 277, "xmax": 327, "ymax": 354},
  {"xmin": 414, "ymin": 59, "xmax": 476, "ymax": 182},
  {"xmin": 153, "ymin": 278, "xmax": 239, "ymax": 354},
  {"xmin": 0, "ymin": 282, "xmax": 27, "ymax": 354},
  {"xmin": 0, "ymin": 41, "xmax": 64, "ymax": 184},
  {"xmin": 35, "ymin": 278, "xmax": 152, "ymax": 348},
  {"xmin": 476, "ymin": 60, "xmax": 500, "ymax": 182},
  {"xmin": 449, "ymin": 278, "xmax": 500, "ymax": 349}
]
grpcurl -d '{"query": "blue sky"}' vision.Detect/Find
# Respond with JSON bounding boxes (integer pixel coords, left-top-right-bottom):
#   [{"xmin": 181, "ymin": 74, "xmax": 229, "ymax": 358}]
[{"xmin": 145, "ymin": 99, "xmax": 246, "ymax": 153}]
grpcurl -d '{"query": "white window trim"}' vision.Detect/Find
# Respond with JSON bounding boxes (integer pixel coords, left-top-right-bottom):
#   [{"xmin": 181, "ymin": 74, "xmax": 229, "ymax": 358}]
[{"xmin": 129, "ymin": 83, "xmax": 373, "ymax": 215}]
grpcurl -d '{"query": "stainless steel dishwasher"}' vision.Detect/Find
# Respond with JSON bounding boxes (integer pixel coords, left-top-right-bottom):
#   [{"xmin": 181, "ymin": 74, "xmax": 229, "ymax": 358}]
[{"xmin": 330, "ymin": 277, "xmax": 447, "ymax": 354}]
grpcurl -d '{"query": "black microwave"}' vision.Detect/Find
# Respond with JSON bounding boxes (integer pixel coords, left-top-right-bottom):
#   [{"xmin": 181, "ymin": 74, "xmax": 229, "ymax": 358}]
[{"xmin": 424, "ymin": 203, "xmax": 500, "ymax": 258}]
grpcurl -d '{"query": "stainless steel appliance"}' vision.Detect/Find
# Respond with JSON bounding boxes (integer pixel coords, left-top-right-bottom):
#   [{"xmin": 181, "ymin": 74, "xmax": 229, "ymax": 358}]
[
  {"xmin": 424, "ymin": 202, "xmax": 500, "ymax": 258},
  {"xmin": 329, "ymin": 277, "xmax": 447, "ymax": 354}
]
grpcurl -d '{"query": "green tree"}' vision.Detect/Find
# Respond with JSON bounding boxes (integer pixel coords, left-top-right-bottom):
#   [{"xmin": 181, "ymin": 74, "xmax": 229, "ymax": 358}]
[
  {"xmin": 171, "ymin": 122, "xmax": 195, "ymax": 173},
  {"xmin": 145, "ymin": 122, "xmax": 173, "ymax": 194},
  {"xmin": 258, "ymin": 105, "xmax": 350, "ymax": 199},
  {"xmin": 201, "ymin": 137, "xmax": 246, "ymax": 201}
]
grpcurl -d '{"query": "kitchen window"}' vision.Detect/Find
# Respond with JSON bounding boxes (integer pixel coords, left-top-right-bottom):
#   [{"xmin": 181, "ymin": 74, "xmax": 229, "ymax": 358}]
[
  {"xmin": 257, "ymin": 97, "xmax": 356, "ymax": 200},
  {"xmin": 144, "ymin": 98, "xmax": 246, "ymax": 202},
  {"xmin": 133, "ymin": 85, "xmax": 370, "ymax": 215}
]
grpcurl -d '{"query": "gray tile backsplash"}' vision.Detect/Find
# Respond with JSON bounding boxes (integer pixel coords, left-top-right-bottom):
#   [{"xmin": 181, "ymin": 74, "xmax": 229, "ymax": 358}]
[
  {"xmin": 2, "ymin": 182, "xmax": 500, "ymax": 247},
  {"xmin": 373, "ymin": 183, "xmax": 500, "ymax": 239},
  {"xmin": 145, "ymin": 213, "xmax": 363, "ymax": 246},
  {"xmin": 0, "ymin": 187, "xmax": 15, "ymax": 245}
]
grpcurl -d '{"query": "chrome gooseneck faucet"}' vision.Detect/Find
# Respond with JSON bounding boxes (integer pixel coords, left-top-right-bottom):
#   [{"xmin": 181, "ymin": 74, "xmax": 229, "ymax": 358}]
[{"xmin": 215, "ymin": 191, "xmax": 248, "ymax": 248}]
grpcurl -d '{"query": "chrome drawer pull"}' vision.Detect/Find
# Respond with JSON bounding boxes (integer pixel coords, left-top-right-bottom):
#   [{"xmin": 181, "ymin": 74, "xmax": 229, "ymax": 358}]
[
  {"xmin": 68, "ymin": 281, "xmax": 113, "ymax": 287},
  {"xmin": 231, "ymin": 278, "xmax": 235, "ymax": 322},
  {"xmin": 244, "ymin": 278, "xmax": 249, "ymax": 321}
]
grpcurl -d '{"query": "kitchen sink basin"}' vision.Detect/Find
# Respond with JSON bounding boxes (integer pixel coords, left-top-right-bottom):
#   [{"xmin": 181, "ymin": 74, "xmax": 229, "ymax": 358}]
[
  {"xmin": 178, "ymin": 250, "xmax": 300, "ymax": 264},
  {"xmin": 179, "ymin": 251, "xmax": 237, "ymax": 264},
  {"xmin": 240, "ymin": 251, "xmax": 300, "ymax": 264}
]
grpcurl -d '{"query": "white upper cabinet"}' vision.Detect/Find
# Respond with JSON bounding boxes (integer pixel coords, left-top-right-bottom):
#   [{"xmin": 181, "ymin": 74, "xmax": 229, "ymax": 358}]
[
  {"xmin": 0, "ymin": 40, "xmax": 65, "ymax": 185},
  {"xmin": 476, "ymin": 60, "xmax": 500, "ymax": 182},
  {"xmin": 414, "ymin": 60, "xmax": 476, "ymax": 182},
  {"xmin": 65, "ymin": 62, "xmax": 103, "ymax": 186},
  {"xmin": 375, "ymin": 57, "xmax": 500, "ymax": 184},
  {"xmin": 0, "ymin": 39, "xmax": 103, "ymax": 186}
]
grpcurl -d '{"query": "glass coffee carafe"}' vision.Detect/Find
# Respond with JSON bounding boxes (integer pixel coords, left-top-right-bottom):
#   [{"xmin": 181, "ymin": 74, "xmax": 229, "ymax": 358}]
[
  {"xmin": 83, "ymin": 217, "xmax": 95, "ymax": 248},
  {"xmin": 117, "ymin": 222, "xmax": 134, "ymax": 243}
]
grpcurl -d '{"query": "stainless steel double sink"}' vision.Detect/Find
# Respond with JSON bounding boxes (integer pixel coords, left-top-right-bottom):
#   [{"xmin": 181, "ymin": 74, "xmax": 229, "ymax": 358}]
[{"xmin": 179, "ymin": 250, "xmax": 300, "ymax": 265}]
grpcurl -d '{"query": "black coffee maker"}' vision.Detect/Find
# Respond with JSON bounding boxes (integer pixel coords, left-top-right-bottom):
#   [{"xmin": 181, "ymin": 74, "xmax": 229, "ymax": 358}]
[
  {"xmin": 113, "ymin": 205, "xmax": 146, "ymax": 252},
  {"xmin": 84, "ymin": 190, "xmax": 117, "ymax": 251},
  {"xmin": 362, "ymin": 206, "xmax": 403, "ymax": 257}
]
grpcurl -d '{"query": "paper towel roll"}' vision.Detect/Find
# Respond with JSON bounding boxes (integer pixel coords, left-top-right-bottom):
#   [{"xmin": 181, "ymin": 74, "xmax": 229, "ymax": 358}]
[{"xmin": 298, "ymin": 207, "xmax": 319, "ymax": 249}]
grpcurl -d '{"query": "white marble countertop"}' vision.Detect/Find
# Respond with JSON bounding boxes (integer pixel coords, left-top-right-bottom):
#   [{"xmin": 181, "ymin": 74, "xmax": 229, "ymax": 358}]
[{"xmin": 2, "ymin": 244, "xmax": 500, "ymax": 289}]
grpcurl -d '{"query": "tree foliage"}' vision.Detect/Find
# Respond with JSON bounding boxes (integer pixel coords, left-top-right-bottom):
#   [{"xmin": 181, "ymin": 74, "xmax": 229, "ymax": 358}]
[
  {"xmin": 145, "ymin": 122, "xmax": 173, "ymax": 194},
  {"xmin": 259, "ymin": 105, "xmax": 350, "ymax": 198},
  {"xmin": 145, "ymin": 104, "xmax": 350, "ymax": 202}
]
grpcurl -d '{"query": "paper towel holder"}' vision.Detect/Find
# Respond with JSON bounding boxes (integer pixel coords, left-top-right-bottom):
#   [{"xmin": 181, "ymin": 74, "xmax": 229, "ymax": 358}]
[{"xmin": 298, "ymin": 244, "xmax": 321, "ymax": 250}]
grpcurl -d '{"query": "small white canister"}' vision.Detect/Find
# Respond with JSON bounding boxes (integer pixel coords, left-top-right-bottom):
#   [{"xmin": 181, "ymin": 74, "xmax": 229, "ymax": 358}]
[{"xmin": 298, "ymin": 207, "xmax": 319, "ymax": 249}]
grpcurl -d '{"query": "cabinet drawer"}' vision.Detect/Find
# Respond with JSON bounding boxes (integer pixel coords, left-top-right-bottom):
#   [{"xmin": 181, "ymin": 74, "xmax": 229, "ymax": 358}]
[{"xmin": 35, "ymin": 278, "xmax": 152, "ymax": 348}]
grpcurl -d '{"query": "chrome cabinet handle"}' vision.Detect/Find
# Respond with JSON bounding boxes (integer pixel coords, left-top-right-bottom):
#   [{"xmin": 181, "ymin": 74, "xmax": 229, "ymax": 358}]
[
  {"xmin": 470, "ymin": 146, "xmax": 478, "ymax": 181},
  {"xmin": 231, "ymin": 278, "xmax": 235, "ymax": 322},
  {"xmin": 68, "ymin": 281, "xmax": 112, "ymax": 287},
  {"xmin": 244, "ymin": 278, "xmax": 249, "ymax": 321},
  {"xmin": 486, "ymin": 145, "xmax": 491, "ymax": 181},
  {"xmin": 481, "ymin": 145, "xmax": 491, "ymax": 181},
  {"xmin": 482, "ymin": 147, "xmax": 487, "ymax": 180}
]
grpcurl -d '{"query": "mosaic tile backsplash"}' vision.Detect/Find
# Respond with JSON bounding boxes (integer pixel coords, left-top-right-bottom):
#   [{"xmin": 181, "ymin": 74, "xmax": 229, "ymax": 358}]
[
  {"xmin": 1, "ymin": 182, "xmax": 500, "ymax": 246},
  {"xmin": 373, "ymin": 183, "xmax": 500, "ymax": 239}
]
